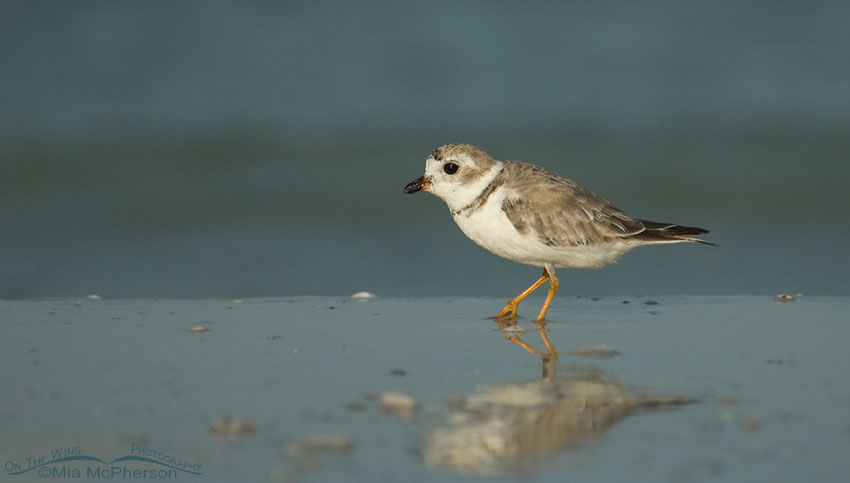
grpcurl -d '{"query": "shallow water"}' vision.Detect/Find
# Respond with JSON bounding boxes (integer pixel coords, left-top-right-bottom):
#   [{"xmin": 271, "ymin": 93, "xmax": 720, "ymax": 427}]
[{"xmin": 3, "ymin": 296, "xmax": 848, "ymax": 482}]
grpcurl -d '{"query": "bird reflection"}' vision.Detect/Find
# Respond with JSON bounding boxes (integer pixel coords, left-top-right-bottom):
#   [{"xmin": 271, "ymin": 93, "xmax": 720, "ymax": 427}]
[
  {"xmin": 495, "ymin": 318, "xmax": 559, "ymax": 381},
  {"xmin": 423, "ymin": 320, "xmax": 693, "ymax": 477}
]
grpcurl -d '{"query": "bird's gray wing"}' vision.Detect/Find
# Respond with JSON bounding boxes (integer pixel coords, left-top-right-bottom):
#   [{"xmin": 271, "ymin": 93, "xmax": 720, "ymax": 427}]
[{"xmin": 500, "ymin": 162, "xmax": 645, "ymax": 247}]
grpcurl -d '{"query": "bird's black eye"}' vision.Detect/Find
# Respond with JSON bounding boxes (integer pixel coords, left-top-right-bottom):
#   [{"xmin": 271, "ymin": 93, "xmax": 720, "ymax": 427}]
[{"xmin": 443, "ymin": 162, "xmax": 459, "ymax": 175}]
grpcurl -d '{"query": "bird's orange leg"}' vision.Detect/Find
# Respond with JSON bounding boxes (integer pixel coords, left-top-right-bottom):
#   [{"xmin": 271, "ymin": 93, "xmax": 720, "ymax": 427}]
[
  {"xmin": 494, "ymin": 268, "xmax": 550, "ymax": 320},
  {"xmin": 534, "ymin": 270, "xmax": 559, "ymax": 322}
]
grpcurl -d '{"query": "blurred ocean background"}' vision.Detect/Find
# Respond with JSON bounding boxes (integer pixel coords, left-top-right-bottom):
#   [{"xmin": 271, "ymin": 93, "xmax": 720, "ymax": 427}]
[{"xmin": 2, "ymin": 0, "xmax": 848, "ymax": 299}]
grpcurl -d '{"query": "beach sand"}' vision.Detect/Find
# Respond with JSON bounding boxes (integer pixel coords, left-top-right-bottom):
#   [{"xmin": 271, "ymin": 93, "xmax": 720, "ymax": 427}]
[{"xmin": 2, "ymin": 295, "xmax": 848, "ymax": 482}]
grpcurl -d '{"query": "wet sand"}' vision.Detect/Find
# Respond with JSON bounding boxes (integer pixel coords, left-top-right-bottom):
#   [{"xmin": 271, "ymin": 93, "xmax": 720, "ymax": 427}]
[{"xmin": 2, "ymin": 295, "xmax": 848, "ymax": 482}]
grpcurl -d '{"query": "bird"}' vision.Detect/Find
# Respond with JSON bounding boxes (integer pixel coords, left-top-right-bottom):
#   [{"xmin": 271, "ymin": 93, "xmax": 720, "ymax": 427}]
[{"xmin": 403, "ymin": 143, "xmax": 714, "ymax": 322}]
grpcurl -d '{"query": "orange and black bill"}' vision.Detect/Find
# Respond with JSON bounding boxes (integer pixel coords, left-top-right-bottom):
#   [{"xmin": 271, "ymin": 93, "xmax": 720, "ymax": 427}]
[{"xmin": 403, "ymin": 175, "xmax": 431, "ymax": 193}]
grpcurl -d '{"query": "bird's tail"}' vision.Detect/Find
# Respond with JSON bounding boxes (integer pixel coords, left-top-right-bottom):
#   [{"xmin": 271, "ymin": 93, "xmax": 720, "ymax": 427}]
[{"xmin": 634, "ymin": 219, "xmax": 716, "ymax": 246}]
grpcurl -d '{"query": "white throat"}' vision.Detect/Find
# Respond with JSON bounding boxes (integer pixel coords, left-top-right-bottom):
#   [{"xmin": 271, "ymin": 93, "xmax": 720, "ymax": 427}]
[{"xmin": 431, "ymin": 162, "xmax": 504, "ymax": 214}]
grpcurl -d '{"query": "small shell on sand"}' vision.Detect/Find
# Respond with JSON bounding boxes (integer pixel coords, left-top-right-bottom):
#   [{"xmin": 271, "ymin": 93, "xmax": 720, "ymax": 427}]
[
  {"xmin": 188, "ymin": 325, "xmax": 209, "ymax": 333},
  {"xmin": 774, "ymin": 294, "xmax": 795, "ymax": 302},
  {"xmin": 210, "ymin": 417, "xmax": 256, "ymax": 438},
  {"xmin": 351, "ymin": 291, "xmax": 376, "ymax": 299},
  {"xmin": 381, "ymin": 392, "xmax": 417, "ymax": 420}
]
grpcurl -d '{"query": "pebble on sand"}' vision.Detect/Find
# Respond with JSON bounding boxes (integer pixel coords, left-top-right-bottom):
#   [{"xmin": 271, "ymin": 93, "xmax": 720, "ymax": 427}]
[
  {"xmin": 351, "ymin": 291, "xmax": 376, "ymax": 299},
  {"xmin": 380, "ymin": 392, "xmax": 417, "ymax": 420}
]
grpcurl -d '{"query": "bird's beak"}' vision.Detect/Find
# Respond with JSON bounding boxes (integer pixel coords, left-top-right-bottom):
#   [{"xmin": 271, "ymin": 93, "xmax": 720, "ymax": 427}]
[{"xmin": 403, "ymin": 175, "xmax": 432, "ymax": 194}]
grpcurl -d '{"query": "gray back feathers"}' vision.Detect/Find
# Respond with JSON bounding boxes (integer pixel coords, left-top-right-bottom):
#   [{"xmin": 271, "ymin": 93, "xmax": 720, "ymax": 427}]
[{"xmin": 497, "ymin": 162, "xmax": 712, "ymax": 247}]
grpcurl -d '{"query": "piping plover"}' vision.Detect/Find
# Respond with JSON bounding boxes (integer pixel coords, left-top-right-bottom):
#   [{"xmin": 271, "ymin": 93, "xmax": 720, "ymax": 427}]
[{"xmin": 404, "ymin": 143, "xmax": 714, "ymax": 322}]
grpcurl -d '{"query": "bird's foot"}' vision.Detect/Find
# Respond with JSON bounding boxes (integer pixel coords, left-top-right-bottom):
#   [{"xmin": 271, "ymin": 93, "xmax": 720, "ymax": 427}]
[{"xmin": 493, "ymin": 301, "xmax": 519, "ymax": 320}]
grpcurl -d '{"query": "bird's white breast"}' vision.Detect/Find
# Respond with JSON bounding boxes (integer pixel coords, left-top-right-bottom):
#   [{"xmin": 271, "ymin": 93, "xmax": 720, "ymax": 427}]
[
  {"xmin": 453, "ymin": 186, "xmax": 539, "ymax": 262},
  {"xmin": 452, "ymin": 187, "xmax": 639, "ymax": 269}
]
